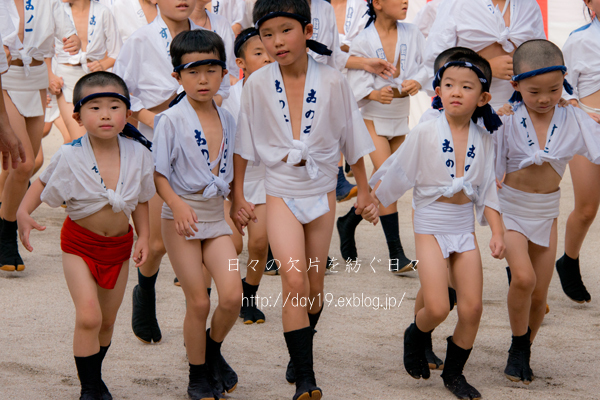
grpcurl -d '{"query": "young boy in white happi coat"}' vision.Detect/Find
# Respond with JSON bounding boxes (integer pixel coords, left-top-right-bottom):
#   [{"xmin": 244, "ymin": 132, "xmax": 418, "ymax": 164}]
[
  {"xmin": 153, "ymin": 29, "xmax": 241, "ymax": 399},
  {"xmin": 0, "ymin": 0, "xmax": 80, "ymax": 272},
  {"xmin": 371, "ymin": 50, "xmax": 506, "ymax": 400},
  {"xmin": 17, "ymin": 72, "xmax": 154, "ymax": 400},
  {"xmin": 340, "ymin": 0, "xmax": 427, "ymax": 274},
  {"xmin": 110, "ymin": 0, "xmax": 157, "ymax": 42},
  {"xmin": 211, "ymin": 0, "xmax": 246, "ymax": 35},
  {"xmin": 231, "ymin": 1, "xmax": 379, "ymax": 399},
  {"xmin": 494, "ymin": 39, "xmax": 600, "ymax": 386},
  {"xmin": 113, "ymin": 0, "xmax": 230, "ymax": 345},
  {"xmin": 221, "ymin": 27, "xmax": 273, "ymax": 324}
]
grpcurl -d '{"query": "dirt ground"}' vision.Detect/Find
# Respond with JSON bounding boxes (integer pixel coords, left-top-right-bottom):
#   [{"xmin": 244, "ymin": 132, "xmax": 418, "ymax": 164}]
[{"xmin": 1, "ymin": 127, "xmax": 600, "ymax": 400}]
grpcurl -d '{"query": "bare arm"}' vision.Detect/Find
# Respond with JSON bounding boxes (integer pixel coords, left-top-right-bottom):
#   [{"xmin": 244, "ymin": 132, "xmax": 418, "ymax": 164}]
[
  {"xmin": 345, "ymin": 56, "xmax": 396, "ymax": 80},
  {"xmin": 16, "ymin": 179, "xmax": 47, "ymax": 252},
  {"xmin": 131, "ymin": 201, "xmax": 150, "ymax": 267},
  {"xmin": 132, "ymin": 109, "xmax": 156, "ymax": 128},
  {"xmin": 0, "ymin": 76, "xmax": 26, "ymax": 169},
  {"xmin": 484, "ymin": 206, "xmax": 505, "ymax": 259},
  {"xmin": 229, "ymin": 154, "xmax": 256, "ymax": 235},
  {"xmin": 154, "ymin": 172, "xmax": 198, "ymax": 237},
  {"xmin": 349, "ymin": 157, "xmax": 379, "ymax": 225}
]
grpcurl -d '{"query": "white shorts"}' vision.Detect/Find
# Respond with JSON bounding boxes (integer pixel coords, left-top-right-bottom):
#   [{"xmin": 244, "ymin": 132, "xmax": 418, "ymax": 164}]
[
  {"xmin": 362, "ymin": 96, "xmax": 410, "ymax": 138},
  {"xmin": 414, "ymin": 201, "xmax": 476, "ymax": 259},
  {"xmin": 283, "ymin": 193, "xmax": 330, "ymax": 225},
  {"xmin": 498, "ymin": 184, "xmax": 560, "ymax": 248},
  {"xmin": 56, "ymin": 63, "xmax": 87, "ymax": 104},
  {"xmin": 2, "ymin": 64, "xmax": 48, "ymax": 117},
  {"xmin": 161, "ymin": 194, "xmax": 232, "ymax": 240}
]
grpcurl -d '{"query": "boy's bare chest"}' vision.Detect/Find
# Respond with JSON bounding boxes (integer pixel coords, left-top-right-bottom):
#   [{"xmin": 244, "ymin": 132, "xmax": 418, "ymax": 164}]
[
  {"xmin": 72, "ymin": 9, "xmax": 90, "ymax": 52},
  {"xmin": 491, "ymin": 0, "xmax": 511, "ymax": 26},
  {"xmin": 332, "ymin": 1, "xmax": 346, "ymax": 35},
  {"xmin": 452, "ymin": 135, "xmax": 468, "ymax": 178},
  {"xmin": 95, "ymin": 153, "xmax": 121, "ymax": 191},
  {"xmin": 283, "ymin": 76, "xmax": 306, "ymax": 141},
  {"xmin": 197, "ymin": 110, "xmax": 224, "ymax": 175},
  {"xmin": 379, "ymin": 31, "xmax": 400, "ymax": 78},
  {"xmin": 531, "ymin": 121, "xmax": 550, "ymax": 150},
  {"xmin": 14, "ymin": 0, "xmax": 24, "ymax": 42}
]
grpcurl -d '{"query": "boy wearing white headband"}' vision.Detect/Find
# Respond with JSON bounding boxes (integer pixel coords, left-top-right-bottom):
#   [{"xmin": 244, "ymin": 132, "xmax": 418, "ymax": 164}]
[
  {"xmin": 495, "ymin": 39, "xmax": 600, "ymax": 386},
  {"xmin": 371, "ymin": 50, "xmax": 505, "ymax": 400},
  {"xmin": 17, "ymin": 71, "xmax": 154, "ymax": 400},
  {"xmin": 232, "ymin": 1, "xmax": 379, "ymax": 398}
]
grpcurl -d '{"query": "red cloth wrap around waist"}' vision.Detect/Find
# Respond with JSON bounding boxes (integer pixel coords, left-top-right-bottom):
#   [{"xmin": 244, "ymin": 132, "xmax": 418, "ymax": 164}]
[{"xmin": 60, "ymin": 216, "xmax": 133, "ymax": 289}]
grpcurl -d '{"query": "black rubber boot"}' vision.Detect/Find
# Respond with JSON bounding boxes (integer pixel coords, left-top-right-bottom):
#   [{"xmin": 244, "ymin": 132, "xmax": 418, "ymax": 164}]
[
  {"xmin": 284, "ymin": 327, "xmax": 322, "ymax": 400},
  {"xmin": 556, "ymin": 253, "xmax": 591, "ymax": 303},
  {"xmin": 336, "ymin": 207, "xmax": 362, "ymax": 261},
  {"xmin": 380, "ymin": 213, "xmax": 412, "ymax": 273},
  {"xmin": 506, "ymin": 266, "xmax": 512, "ymax": 285},
  {"xmin": 287, "ymin": 308, "xmax": 323, "ymax": 384},
  {"xmin": 403, "ymin": 322, "xmax": 430, "ymax": 379},
  {"xmin": 187, "ymin": 363, "xmax": 219, "ymax": 400},
  {"xmin": 424, "ymin": 330, "xmax": 444, "ymax": 370},
  {"xmin": 75, "ymin": 352, "xmax": 103, "ymax": 400},
  {"xmin": 264, "ymin": 245, "xmax": 280, "ymax": 275},
  {"xmin": 504, "ymin": 328, "xmax": 533, "ymax": 385},
  {"xmin": 98, "ymin": 344, "xmax": 112, "ymax": 400},
  {"xmin": 205, "ymin": 329, "xmax": 238, "ymax": 394},
  {"xmin": 240, "ymin": 278, "xmax": 265, "ymax": 324},
  {"xmin": 0, "ymin": 218, "xmax": 25, "ymax": 272},
  {"xmin": 336, "ymin": 166, "xmax": 357, "ymax": 202},
  {"xmin": 131, "ymin": 282, "xmax": 162, "ymax": 344},
  {"xmin": 441, "ymin": 337, "xmax": 481, "ymax": 399},
  {"xmin": 449, "ymin": 287, "xmax": 457, "ymax": 312}
]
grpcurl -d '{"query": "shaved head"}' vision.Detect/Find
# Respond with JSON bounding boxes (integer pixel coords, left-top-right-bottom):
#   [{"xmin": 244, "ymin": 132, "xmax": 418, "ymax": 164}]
[{"xmin": 513, "ymin": 39, "xmax": 565, "ymax": 75}]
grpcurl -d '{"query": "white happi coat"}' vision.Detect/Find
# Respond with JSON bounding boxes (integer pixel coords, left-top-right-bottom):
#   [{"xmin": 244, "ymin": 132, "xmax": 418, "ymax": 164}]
[
  {"xmin": 339, "ymin": 0, "xmax": 368, "ymax": 49},
  {"xmin": 424, "ymin": 0, "xmax": 546, "ymax": 108},
  {"xmin": 211, "ymin": 0, "xmax": 245, "ymax": 27},
  {"xmin": 153, "ymin": 96, "xmax": 236, "ymax": 199},
  {"xmin": 110, "ymin": 0, "xmax": 153, "ymax": 42},
  {"xmin": 235, "ymin": 55, "xmax": 374, "ymax": 198},
  {"xmin": 370, "ymin": 112, "xmax": 499, "ymax": 226},
  {"xmin": 562, "ymin": 18, "xmax": 600, "ymax": 102},
  {"xmin": 204, "ymin": 10, "xmax": 238, "ymax": 79},
  {"xmin": 40, "ymin": 134, "xmax": 156, "ymax": 220},
  {"xmin": 310, "ymin": 0, "xmax": 349, "ymax": 71},
  {"xmin": 55, "ymin": 1, "xmax": 121, "ymax": 73}
]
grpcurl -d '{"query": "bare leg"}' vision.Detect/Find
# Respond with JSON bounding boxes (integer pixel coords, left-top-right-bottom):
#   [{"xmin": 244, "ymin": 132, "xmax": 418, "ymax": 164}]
[
  {"xmin": 224, "ymin": 200, "xmax": 243, "ymax": 255},
  {"xmin": 245, "ymin": 204, "xmax": 268, "ymax": 286},
  {"xmin": 97, "ymin": 261, "xmax": 130, "ymax": 347},
  {"xmin": 504, "ymin": 230, "xmax": 535, "ymax": 337}
]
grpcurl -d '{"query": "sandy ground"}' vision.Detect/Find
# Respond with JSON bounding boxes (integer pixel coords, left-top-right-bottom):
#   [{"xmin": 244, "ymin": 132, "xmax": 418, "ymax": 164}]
[{"xmin": 1, "ymin": 124, "xmax": 600, "ymax": 400}]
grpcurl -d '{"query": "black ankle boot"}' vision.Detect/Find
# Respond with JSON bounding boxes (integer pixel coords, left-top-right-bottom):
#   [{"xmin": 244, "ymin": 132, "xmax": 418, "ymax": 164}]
[
  {"xmin": 448, "ymin": 287, "xmax": 457, "ymax": 311},
  {"xmin": 403, "ymin": 322, "xmax": 430, "ymax": 379},
  {"xmin": 380, "ymin": 213, "xmax": 412, "ymax": 273},
  {"xmin": 205, "ymin": 329, "xmax": 238, "ymax": 394},
  {"xmin": 441, "ymin": 337, "xmax": 481, "ymax": 399},
  {"xmin": 284, "ymin": 327, "xmax": 322, "ymax": 400},
  {"xmin": 240, "ymin": 278, "xmax": 265, "ymax": 324},
  {"xmin": 264, "ymin": 245, "xmax": 280, "ymax": 275},
  {"xmin": 504, "ymin": 328, "xmax": 533, "ymax": 384},
  {"xmin": 424, "ymin": 330, "xmax": 444, "ymax": 370},
  {"xmin": 286, "ymin": 307, "xmax": 323, "ymax": 385},
  {"xmin": 131, "ymin": 283, "xmax": 162, "ymax": 344},
  {"xmin": 75, "ymin": 352, "xmax": 103, "ymax": 400},
  {"xmin": 336, "ymin": 207, "xmax": 362, "ymax": 261},
  {"xmin": 188, "ymin": 363, "xmax": 219, "ymax": 400},
  {"xmin": 0, "ymin": 218, "xmax": 25, "ymax": 272},
  {"xmin": 556, "ymin": 253, "xmax": 591, "ymax": 303},
  {"xmin": 98, "ymin": 345, "xmax": 112, "ymax": 400}
]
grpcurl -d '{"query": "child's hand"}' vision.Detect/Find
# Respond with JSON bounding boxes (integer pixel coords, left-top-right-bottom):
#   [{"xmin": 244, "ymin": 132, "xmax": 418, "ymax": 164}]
[
  {"xmin": 489, "ymin": 55, "xmax": 513, "ymax": 80},
  {"xmin": 364, "ymin": 58, "xmax": 396, "ymax": 80},
  {"xmin": 62, "ymin": 35, "xmax": 81, "ymax": 55},
  {"xmin": 230, "ymin": 198, "xmax": 256, "ymax": 235},
  {"xmin": 354, "ymin": 192, "xmax": 379, "ymax": 226},
  {"xmin": 496, "ymin": 103, "xmax": 513, "ymax": 116},
  {"xmin": 87, "ymin": 61, "xmax": 104, "ymax": 72},
  {"xmin": 132, "ymin": 237, "xmax": 149, "ymax": 268},
  {"xmin": 489, "ymin": 233, "xmax": 505, "ymax": 259},
  {"xmin": 3, "ymin": 45, "xmax": 11, "ymax": 67},
  {"xmin": 375, "ymin": 87, "xmax": 393, "ymax": 104},
  {"xmin": 556, "ymin": 98, "xmax": 569, "ymax": 108},
  {"xmin": 172, "ymin": 200, "xmax": 199, "ymax": 237},
  {"xmin": 588, "ymin": 113, "xmax": 600, "ymax": 124},
  {"xmin": 16, "ymin": 211, "xmax": 46, "ymax": 252},
  {"xmin": 401, "ymin": 80, "xmax": 421, "ymax": 96},
  {"xmin": 48, "ymin": 74, "xmax": 63, "ymax": 95}
]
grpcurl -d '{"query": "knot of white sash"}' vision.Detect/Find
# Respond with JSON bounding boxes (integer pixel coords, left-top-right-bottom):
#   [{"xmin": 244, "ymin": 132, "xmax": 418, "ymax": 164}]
[
  {"xmin": 68, "ymin": 52, "xmax": 90, "ymax": 73},
  {"xmin": 18, "ymin": 50, "xmax": 33, "ymax": 77},
  {"xmin": 442, "ymin": 177, "xmax": 474, "ymax": 198},
  {"xmin": 287, "ymin": 140, "xmax": 319, "ymax": 179},
  {"xmin": 203, "ymin": 176, "xmax": 230, "ymax": 199},
  {"xmin": 105, "ymin": 189, "xmax": 127, "ymax": 213},
  {"xmin": 497, "ymin": 27, "xmax": 514, "ymax": 53},
  {"xmin": 518, "ymin": 150, "xmax": 557, "ymax": 170}
]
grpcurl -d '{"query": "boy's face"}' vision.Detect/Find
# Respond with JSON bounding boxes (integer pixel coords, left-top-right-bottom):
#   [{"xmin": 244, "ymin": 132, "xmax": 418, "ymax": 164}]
[
  {"xmin": 172, "ymin": 52, "xmax": 227, "ymax": 103},
  {"xmin": 585, "ymin": 0, "xmax": 600, "ymax": 15},
  {"xmin": 511, "ymin": 70, "xmax": 564, "ymax": 115},
  {"xmin": 157, "ymin": 0, "xmax": 194, "ymax": 22},
  {"xmin": 435, "ymin": 67, "xmax": 491, "ymax": 119},
  {"xmin": 236, "ymin": 36, "xmax": 273, "ymax": 77},
  {"xmin": 73, "ymin": 85, "xmax": 132, "ymax": 139},
  {"xmin": 375, "ymin": 0, "xmax": 409, "ymax": 21},
  {"xmin": 258, "ymin": 17, "xmax": 313, "ymax": 67}
]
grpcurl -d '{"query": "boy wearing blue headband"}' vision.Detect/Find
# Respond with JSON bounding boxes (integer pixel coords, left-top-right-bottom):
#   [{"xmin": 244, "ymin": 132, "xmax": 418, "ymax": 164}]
[
  {"xmin": 494, "ymin": 39, "xmax": 600, "ymax": 386},
  {"xmin": 371, "ymin": 50, "xmax": 505, "ymax": 400},
  {"xmin": 153, "ymin": 29, "xmax": 242, "ymax": 400},
  {"xmin": 232, "ymin": 1, "xmax": 379, "ymax": 399},
  {"xmin": 16, "ymin": 72, "xmax": 155, "ymax": 400}
]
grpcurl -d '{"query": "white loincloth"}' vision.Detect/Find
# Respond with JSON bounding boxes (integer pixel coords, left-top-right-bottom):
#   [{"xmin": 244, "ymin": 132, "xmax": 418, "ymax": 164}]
[
  {"xmin": 282, "ymin": 193, "xmax": 330, "ymax": 225},
  {"xmin": 56, "ymin": 63, "xmax": 87, "ymax": 104},
  {"xmin": 2, "ymin": 64, "xmax": 48, "ymax": 117}
]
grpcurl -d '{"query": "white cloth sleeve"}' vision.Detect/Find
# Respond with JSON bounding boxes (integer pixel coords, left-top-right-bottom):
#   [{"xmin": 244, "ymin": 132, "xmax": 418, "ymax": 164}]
[
  {"xmin": 52, "ymin": 0, "xmax": 77, "ymax": 55},
  {"xmin": 493, "ymin": 122, "xmax": 508, "ymax": 182},
  {"xmin": 138, "ymin": 148, "xmax": 157, "ymax": 203},
  {"xmin": 477, "ymin": 140, "xmax": 501, "ymax": 226},
  {"xmin": 347, "ymin": 36, "xmax": 377, "ymax": 106},
  {"xmin": 562, "ymin": 39, "xmax": 579, "ymax": 101},
  {"xmin": 233, "ymin": 86, "xmax": 260, "ymax": 164},
  {"xmin": 152, "ymin": 114, "xmax": 176, "ymax": 180},
  {"xmin": 338, "ymin": 76, "xmax": 375, "ymax": 165},
  {"xmin": 103, "ymin": 8, "xmax": 123, "ymax": 59},
  {"xmin": 39, "ymin": 147, "xmax": 70, "ymax": 207},
  {"xmin": 113, "ymin": 38, "xmax": 143, "ymax": 112},
  {"xmin": 575, "ymin": 107, "xmax": 600, "ymax": 164}
]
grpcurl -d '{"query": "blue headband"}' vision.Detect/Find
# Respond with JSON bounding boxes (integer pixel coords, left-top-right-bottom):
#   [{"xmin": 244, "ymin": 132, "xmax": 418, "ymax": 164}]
[
  {"xmin": 431, "ymin": 61, "xmax": 502, "ymax": 133},
  {"xmin": 234, "ymin": 29, "xmax": 259, "ymax": 58},
  {"xmin": 508, "ymin": 65, "xmax": 574, "ymax": 104},
  {"xmin": 73, "ymin": 92, "xmax": 131, "ymax": 113},
  {"xmin": 173, "ymin": 59, "xmax": 227, "ymax": 73},
  {"xmin": 254, "ymin": 11, "xmax": 332, "ymax": 56},
  {"xmin": 365, "ymin": 0, "xmax": 376, "ymax": 28}
]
